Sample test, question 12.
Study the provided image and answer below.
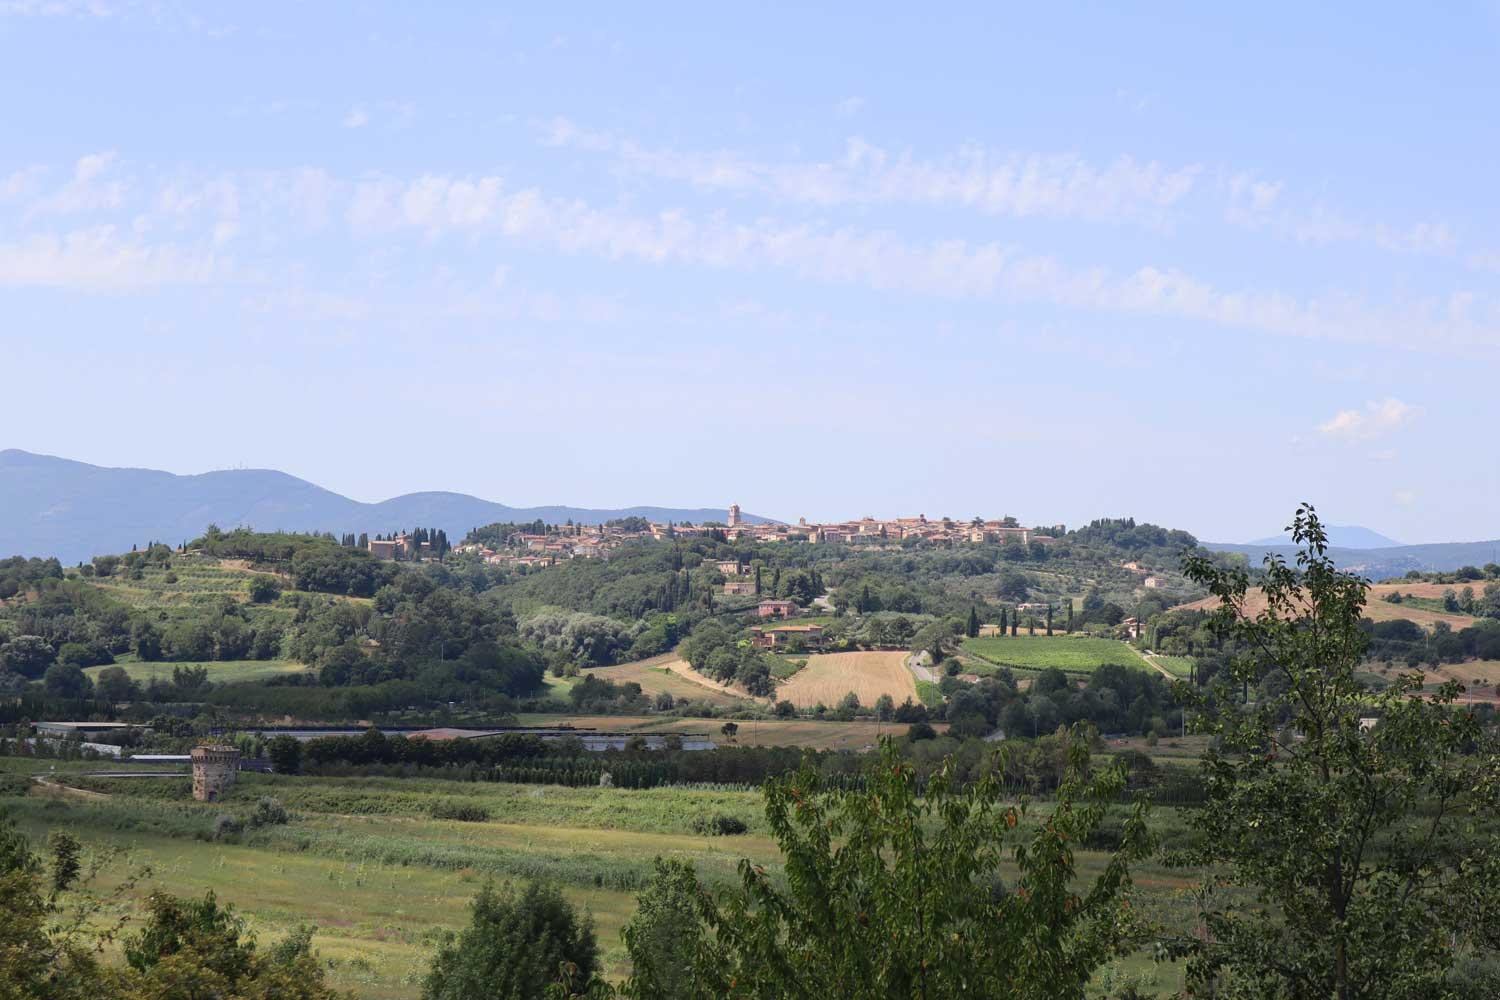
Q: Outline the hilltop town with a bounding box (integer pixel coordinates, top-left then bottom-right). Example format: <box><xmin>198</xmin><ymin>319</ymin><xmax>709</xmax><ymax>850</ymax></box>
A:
<box><xmin>428</xmin><ymin>504</ymin><xmax>1062</xmax><ymax>571</ymax></box>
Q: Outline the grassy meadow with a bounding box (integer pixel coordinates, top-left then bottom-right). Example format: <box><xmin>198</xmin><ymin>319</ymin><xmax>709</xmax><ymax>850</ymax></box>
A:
<box><xmin>85</xmin><ymin>657</ymin><xmax>310</xmax><ymax>684</ymax></box>
<box><xmin>4</xmin><ymin>761</ymin><xmax>1193</xmax><ymax>999</ymax></box>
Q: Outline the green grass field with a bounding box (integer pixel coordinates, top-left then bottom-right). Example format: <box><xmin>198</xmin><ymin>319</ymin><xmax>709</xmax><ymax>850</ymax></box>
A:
<box><xmin>1151</xmin><ymin>655</ymin><xmax>1196</xmax><ymax>678</ymax></box>
<box><xmin>962</xmin><ymin>635</ymin><xmax>1148</xmax><ymax>675</ymax></box>
<box><xmin>7</xmin><ymin>768</ymin><xmax>1193</xmax><ymax>998</ymax></box>
<box><xmin>84</xmin><ymin>658</ymin><xmax>310</xmax><ymax>684</ymax></box>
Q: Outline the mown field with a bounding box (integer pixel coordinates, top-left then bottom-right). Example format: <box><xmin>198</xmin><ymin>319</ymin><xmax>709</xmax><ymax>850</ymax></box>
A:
<box><xmin>3</xmin><ymin>760</ymin><xmax>1193</xmax><ymax>999</ymax></box>
<box><xmin>962</xmin><ymin>635</ymin><xmax>1148</xmax><ymax>675</ymax></box>
<box><xmin>777</xmin><ymin>650</ymin><xmax>917</xmax><ymax>709</ymax></box>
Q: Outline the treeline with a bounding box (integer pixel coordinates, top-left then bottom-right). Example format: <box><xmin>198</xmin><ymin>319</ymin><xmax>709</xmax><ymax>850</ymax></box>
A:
<box><xmin>939</xmin><ymin>662</ymin><xmax>1183</xmax><ymax>740</ymax></box>
<box><xmin>297</xmin><ymin>729</ymin><xmax>855</xmax><ymax>788</ymax></box>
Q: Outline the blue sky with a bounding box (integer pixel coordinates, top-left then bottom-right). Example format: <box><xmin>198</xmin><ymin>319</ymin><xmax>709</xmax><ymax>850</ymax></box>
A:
<box><xmin>3</xmin><ymin>3</ymin><xmax>1499</xmax><ymax>542</ymax></box>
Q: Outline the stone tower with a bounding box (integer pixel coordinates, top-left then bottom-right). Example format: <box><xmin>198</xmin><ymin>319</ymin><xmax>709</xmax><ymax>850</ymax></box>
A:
<box><xmin>191</xmin><ymin>744</ymin><xmax>241</xmax><ymax>802</ymax></box>
<box><xmin>727</xmin><ymin>503</ymin><xmax>741</xmax><ymax>528</ymax></box>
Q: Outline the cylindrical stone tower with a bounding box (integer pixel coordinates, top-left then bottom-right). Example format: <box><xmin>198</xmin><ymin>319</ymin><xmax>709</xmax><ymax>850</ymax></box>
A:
<box><xmin>191</xmin><ymin>744</ymin><xmax>241</xmax><ymax>802</ymax></box>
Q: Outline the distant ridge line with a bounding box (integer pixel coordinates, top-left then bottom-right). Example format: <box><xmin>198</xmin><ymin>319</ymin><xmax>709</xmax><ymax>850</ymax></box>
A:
<box><xmin>0</xmin><ymin>449</ymin><xmax>775</xmax><ymax>563</ymax></box>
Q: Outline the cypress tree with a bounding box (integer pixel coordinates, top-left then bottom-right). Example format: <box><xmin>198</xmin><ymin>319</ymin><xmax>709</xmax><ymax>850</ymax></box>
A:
<box><xmin>999</xmin><ymin>608</ymin><xmax>1008</xmax><ymax>636</ymax></box>
<box><xmin>966</xmin><ymin>605</ymin><xmax>980</xmax><ymax>639</ymax></box>
<box><xmin>1046</xmin><ymin>605</ymin><xmax>1053</xmax><ymax>636</ymax></box>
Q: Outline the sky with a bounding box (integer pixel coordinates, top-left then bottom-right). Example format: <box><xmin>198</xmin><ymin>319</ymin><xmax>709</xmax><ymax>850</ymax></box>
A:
<box><xmin>3</xmin><ymin>3</ymin><xmax>1499</xmax><ymax>543</ymax></box>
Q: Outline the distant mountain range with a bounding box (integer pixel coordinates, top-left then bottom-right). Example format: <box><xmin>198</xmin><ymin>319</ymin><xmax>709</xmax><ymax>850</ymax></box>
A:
<box><xmin>1206</xmin><ymin>537</ymin><xmax>1500</xmax><ymax>578</ymax></box>
<box><xmin>1247</xmin><ymin>524</ymin><xmax>1405</xmax><ymax>549</ymax></box>
<box><xmin>0</xmin><ymin>450</ymin><xmax>773</xmax><ymax>564</ymax></box>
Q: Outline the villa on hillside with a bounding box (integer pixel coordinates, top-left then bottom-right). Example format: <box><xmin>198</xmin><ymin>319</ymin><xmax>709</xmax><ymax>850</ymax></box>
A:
<box><xmin>750</xmin><ymin>623</ymin><xmax>825</xmax><ymax>650</ymax></box>
<box><xmin>757</xmin><ymin>599</ymin><xmax>797</xmax><ymax>619</ymax></box>
<box><xmin>723</xmin><ymin>580</ymin><xmax>757</xmax><ymax>596</ymax></box>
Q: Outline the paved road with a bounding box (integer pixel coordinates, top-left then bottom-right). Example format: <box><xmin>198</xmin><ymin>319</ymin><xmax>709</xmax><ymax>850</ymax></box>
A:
<box><xmin>906</xmin><ymin>652</ymin><xmax>937</xmax><ymax>682</ymax></box>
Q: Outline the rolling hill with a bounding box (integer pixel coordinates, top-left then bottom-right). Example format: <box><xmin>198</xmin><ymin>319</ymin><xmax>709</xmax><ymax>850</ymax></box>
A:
<box><xmin>0</xmin><ymin>449</ymin><xmax>773</xmax><ymax>563</ymax></box>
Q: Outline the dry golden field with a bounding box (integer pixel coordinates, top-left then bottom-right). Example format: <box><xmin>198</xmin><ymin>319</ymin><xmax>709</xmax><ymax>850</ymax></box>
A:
<box><xmin>583</xmin><ymin>654</ymin><xmax>755</xmax><ymax>707</ymax></box>
<box><xmin>778</xmin><ymin>650</ymin><xmax>917</xmax><ymax>710</ymax></box>
<box><xmin>1177</xmin><ymin>582</ymin><xmax>1479</xmax><ymax>631</ymax></box>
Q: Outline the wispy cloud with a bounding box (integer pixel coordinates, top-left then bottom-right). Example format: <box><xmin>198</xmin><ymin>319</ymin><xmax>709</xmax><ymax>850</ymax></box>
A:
<box><xmin>342</xmin><ymin>102</ymin><xmax>415</xmax><ymax>131</ymax></box>
<box><xmin>25</xmin><ymin>151</ymin><xmax>126</xmax><ymax>218</ymax></box>
<box><xmin>0</xmin><ymin>0</ymin><xmax>115</xmax><ymax>16</ymax></box>
<box><xmin>544</xmin><ymin>118</ymin><xmax>1201</xmax><ymax>224</ymax></box>
<box><xmin>1317</xmin><ymin>398</ymin><xmax>1418</xmax><ymax>442</ymax></box>
<box><xmin>1226</xmin><ymin>170</ymin><xmax>1453</xmax><ymax>255</ymax></box>
<box><xmin>0</xmin><ymin>226</ymin><xmax>224</xmax><ymax>291</ymax></box>
<box><xmin>342</xmin><ymin>171</ymin><xmax>1500</xmax><ymax>352</ymax></box>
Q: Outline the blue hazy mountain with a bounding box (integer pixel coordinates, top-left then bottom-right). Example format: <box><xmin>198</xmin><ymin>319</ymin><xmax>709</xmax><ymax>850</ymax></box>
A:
<box><xmin>1248</xmin><ymin>525</ymin><xmax>1405</xmax><ymax>549</ymax></box>
<box><xmin>0</xmin><ymin>449</ymin><xmax>771</xmax><ymax>563</ymax></box>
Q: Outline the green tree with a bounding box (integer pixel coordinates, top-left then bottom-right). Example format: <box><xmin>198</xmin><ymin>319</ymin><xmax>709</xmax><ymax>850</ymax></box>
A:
<box><xmin>1175</xmin><ymin>504</ymin><xmax>1500</xmax><ymax>999</ymax></box>
<box><xmin>424</xmin><ymin>881</ymin><xmax>597</xmax><ymax>1000</ymax></box>
<box><xmin>688</xmin><ymin>736</ymin><xmax>1147</xmax><ymax>999</ymax></box>
<box><xmin>46</xmin><ymin>832</ymin><xmax>80</xmax><ymax>897</ymax></box>
<box><xmin>965</xmin><ymin>605</ymin><xmax>980</xmax><ymax>639</ymax></box>
<box><xmin>619</xmin><ymin>859</ymin><xmax>707</xmax><ymax>999</ymax></box>
<box><xmin>267</xmin><ymin>735</ymin><xmax>302</xmax><ymax>775</ymax></box>
<box><xmin>43</xmin><ymin>662</ymin><xmax>92</xmax><ymax>699</ymax></box>
<box><xmin>0</xmin><ymin>635</ymin><xmax>53</xmax><ymax>679</ymax></box>
<box><xmin>94</xmin><ymin>665</ymin><xmax>140</xmax><ymax>703</ymax></box>
<box><xmin>248</xmin><ymin>575</ymin><xmax>281</xmax><ymax>603</ymax></box>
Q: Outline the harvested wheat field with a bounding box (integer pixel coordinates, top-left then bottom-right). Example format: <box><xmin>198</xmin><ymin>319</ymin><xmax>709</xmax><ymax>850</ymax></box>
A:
<box><xmin>778</xmin><ymin>650</ymin><xmax>917</xmax><ymax>710</ymax></box>
<box><xmin>583</xmin><ymin>655</ymin><xmax>755</xmax><ymax>707</ymax></box>
<box><xmin>1177</xmin><ymin>583</ymin><xmax>1479</xmax><ymax>631</ymax></box>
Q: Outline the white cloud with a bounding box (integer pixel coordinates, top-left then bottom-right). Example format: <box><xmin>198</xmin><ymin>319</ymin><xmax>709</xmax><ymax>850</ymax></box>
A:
<box><xmin>1226</xmin><ymin>171</ymin><xmax>1453</xmax><ymax>256</ymax></box>
<box><xmin>23</xmin><ymin>151</ymin><xmax>127</xmax><ymax>219</ymax></box>
<box><xmin>1393</xmin><ymin>489</ymin><xmax>1417</xmax><ymax>508</ymax></box>
<box><xmin>1317</xmin><ymin>398</ymin><xmax>1418</xmax><ymax>442</ymax></box>
<box><xmin>0</xmin><ymin>226</ymin><xmax>224</xmax><ymax>291</ymax></box>
<box><xmin>338</xmin><ymin>171</ymin><xmax>1500</xmax><ymax>351</ymax></box>
<box><xmin>544</xmin><ymin>119</ymin><xmax>1201</xmax><ymax>223</ymax></box>
<box><xmin>0</xmin><ymin>165</ymin><xmax>45</xmax><ymax>201</ymax></box>
<box><xmin>343</xmin><ymin>107</ymin><xmax>370</xmax><ymax>129</ymax></box>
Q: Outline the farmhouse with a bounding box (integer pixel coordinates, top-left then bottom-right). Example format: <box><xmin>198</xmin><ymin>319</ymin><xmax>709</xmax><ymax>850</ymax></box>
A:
<box><xmin>716</xmin><ymin>560</ymin><xmax>744</xmax><ymax>575</ymax></box>
<box><xmin>722</xmin><ymin>580</ymin><xmax>757</xmax><ymax>596</ymax></box>
<box><xmin>750</xmin><ymin>623</ymin><xmax>825</xmax><ymax>650</ymax></box>
<box><xmin>757</xmin><ymin>599</ymin><xmax>797</xmax><ymax>619</ymax></box>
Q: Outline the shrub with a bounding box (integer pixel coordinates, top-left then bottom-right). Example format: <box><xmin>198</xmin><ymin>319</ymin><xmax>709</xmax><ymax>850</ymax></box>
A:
<box><xmin>212</xmin><ymin>813</ymin><xmax>243</xmax><ymax>841</ymax></box>
<box><xmin>249</xmin><ymin>797</ymin><xmax>290</xmax><ymax>828</ymax></box>
<box><xmin>691</xmin><ymin>813</ymin><xmax>747</xmax><ymax>836</ymax></box>
<box><xmin>429</xmin><ymin>801</ymin><xmax>491</xmax><ymax>823</ymax></box>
